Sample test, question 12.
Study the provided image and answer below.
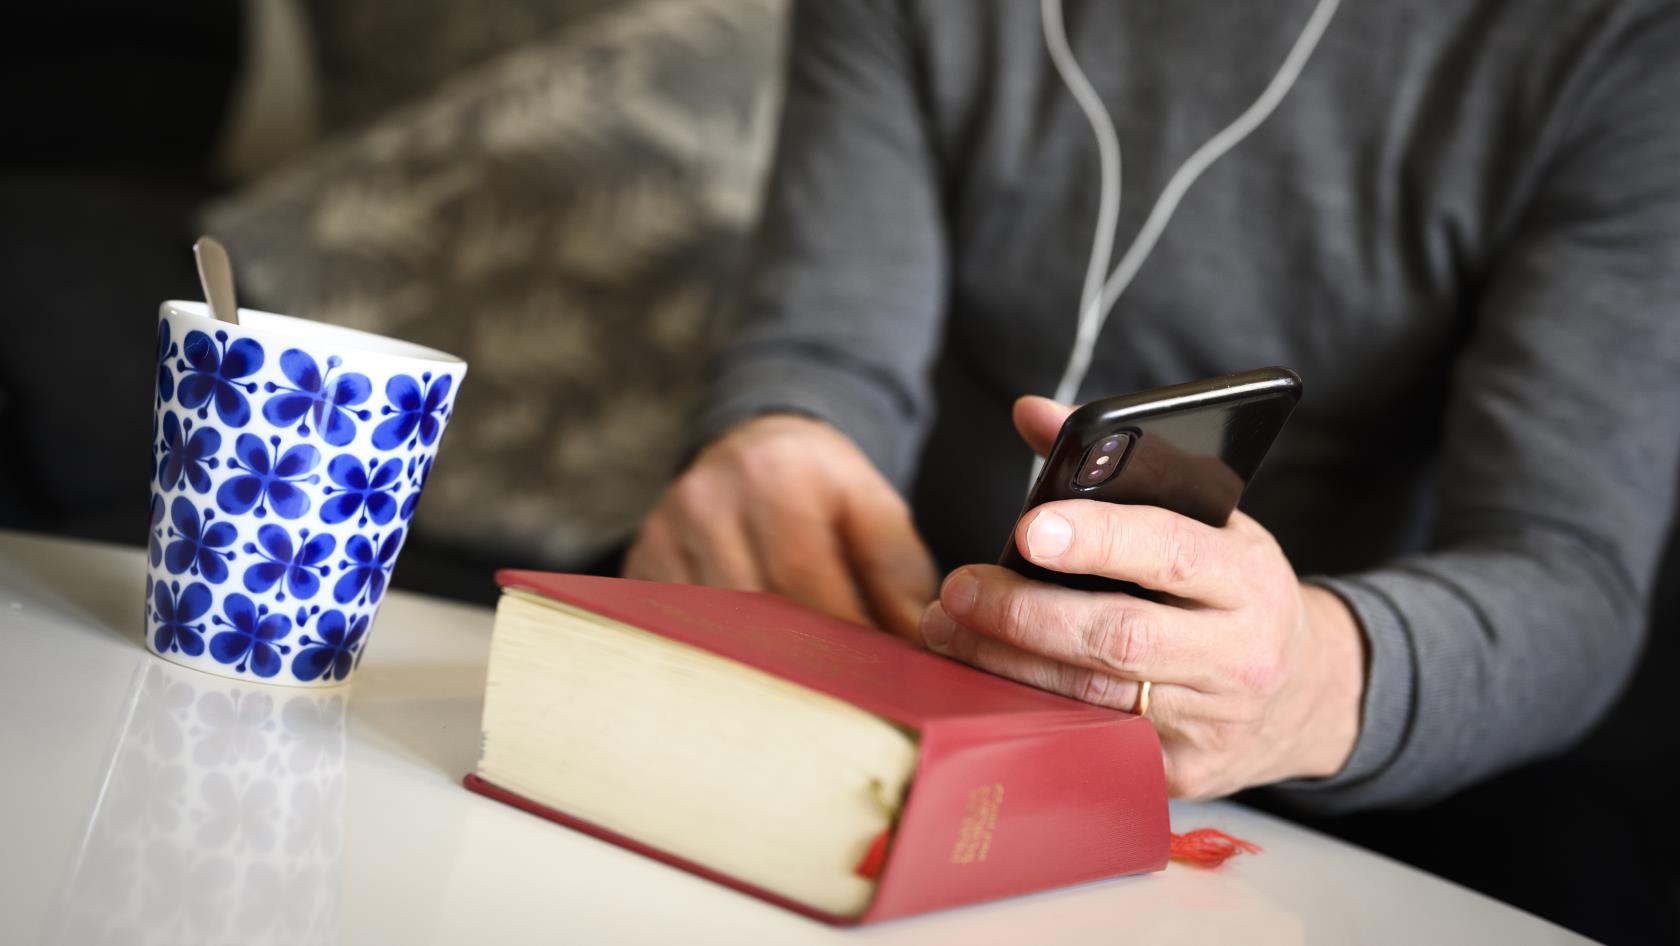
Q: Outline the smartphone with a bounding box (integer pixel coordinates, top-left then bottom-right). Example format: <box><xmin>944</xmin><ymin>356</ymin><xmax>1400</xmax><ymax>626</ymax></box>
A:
<box><xmin>999</xmin><ymin>366</ymin><xmax>1302</xmax><ymax>593</ymax></box>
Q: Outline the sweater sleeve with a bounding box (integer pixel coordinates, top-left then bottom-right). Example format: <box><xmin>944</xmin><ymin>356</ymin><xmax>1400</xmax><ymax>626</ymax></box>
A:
<box><xmin>1272</xmin><ymin>9</ymin><xmax>1680</xmax><ymax>811</ymax></box>
<box><xmin>690</xmin><ymin>0</ymin><xmax>948</xmax><ymax>488</ymax></box>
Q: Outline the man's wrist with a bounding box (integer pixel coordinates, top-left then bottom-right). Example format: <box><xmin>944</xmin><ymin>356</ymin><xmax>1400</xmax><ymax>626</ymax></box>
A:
<box><xmin>1293</xmin><ymin>583</ymin><xmax>1368</xmax><ymax>780</ymax></box>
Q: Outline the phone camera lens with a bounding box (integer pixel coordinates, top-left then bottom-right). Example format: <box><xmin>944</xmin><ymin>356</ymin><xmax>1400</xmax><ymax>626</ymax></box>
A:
<box><xmin>1073</xmin><ymin>433</ymin><xmax>1131</xmax><ymax>488</ymax></box>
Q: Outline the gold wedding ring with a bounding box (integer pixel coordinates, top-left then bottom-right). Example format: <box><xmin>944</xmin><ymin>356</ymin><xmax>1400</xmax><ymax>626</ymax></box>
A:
<box><xmin>1132</xmin><ymin>680</ymin><xmax>1153</xmax><ymax>717</ymax></box>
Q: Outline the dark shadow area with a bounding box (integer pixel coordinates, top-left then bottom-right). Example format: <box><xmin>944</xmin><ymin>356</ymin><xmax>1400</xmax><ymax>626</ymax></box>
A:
<box><xmin>0</xmin><ymin>3</ymin><xmax>240</xmax><ymax>546</ymax></box>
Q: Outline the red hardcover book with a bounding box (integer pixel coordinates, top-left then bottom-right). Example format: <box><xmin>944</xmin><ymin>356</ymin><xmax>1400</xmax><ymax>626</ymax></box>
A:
<box><xmin>465</xmin><ymin>570</ymin><xmax>1169</xmax><ymax>925</ymax></box>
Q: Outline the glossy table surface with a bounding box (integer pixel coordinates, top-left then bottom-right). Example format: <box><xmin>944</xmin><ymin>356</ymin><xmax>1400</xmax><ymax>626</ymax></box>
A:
<box><xmin>0</xmin><ymin>529</ymin><xmax>1592</xmax><ymax>945</ymax></box>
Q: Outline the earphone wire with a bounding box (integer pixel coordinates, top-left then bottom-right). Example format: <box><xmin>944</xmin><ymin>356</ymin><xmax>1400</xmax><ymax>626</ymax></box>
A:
<box><xmin>1034</xmin><ymin>0</ymin><xmax>1341</xmax><ymax>485</ymax></box>
<box><xmin>1040</xmin><ymin>0</ymin><xmax>1122</xmax><ymax>404</ymax></box>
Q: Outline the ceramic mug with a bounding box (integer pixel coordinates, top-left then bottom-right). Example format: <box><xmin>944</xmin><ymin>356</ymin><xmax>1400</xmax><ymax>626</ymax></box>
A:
<box><xmin>144</xmin><ymin>301</ymin><xmax>466</xmax><ymax>687</ymax></box>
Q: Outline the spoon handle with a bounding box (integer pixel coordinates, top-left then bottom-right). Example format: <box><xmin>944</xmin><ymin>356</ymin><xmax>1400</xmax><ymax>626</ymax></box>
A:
<box><xmin>193</xmin><ymin>236</ymin><xmax>241</xmax><ymax>326</ymax></box>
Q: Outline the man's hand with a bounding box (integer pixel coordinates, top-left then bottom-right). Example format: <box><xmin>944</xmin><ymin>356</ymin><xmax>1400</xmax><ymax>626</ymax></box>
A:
<box><xmin>624</xmin><ymin>414</ymin><xmax>938</xmax><ymax>640</ymax></box>
<box><xmin>920</xmin><ymin>396</ymin><xmax>1368</xmax><ymax>798</ymax></box>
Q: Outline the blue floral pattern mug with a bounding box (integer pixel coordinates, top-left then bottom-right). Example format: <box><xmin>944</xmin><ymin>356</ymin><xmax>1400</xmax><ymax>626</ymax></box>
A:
<box><xmin>146</xmin><ymin>301</ymin><xmax>467</xmax><ymax>687</ymax></box>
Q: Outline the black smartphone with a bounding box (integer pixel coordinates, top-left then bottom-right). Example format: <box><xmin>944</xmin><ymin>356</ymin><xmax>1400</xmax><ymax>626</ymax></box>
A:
<box><xmin>999</xmin><ymin>366</ymin><xmax>1302</xmax><ymax>593</ymax></box>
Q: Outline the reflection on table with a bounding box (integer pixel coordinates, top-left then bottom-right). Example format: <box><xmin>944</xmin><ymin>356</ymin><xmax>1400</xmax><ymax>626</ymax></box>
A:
<box><xmin>46</xmin><ymin>660</ymin><xmax>346</xmax><ymax>946</ymax></box>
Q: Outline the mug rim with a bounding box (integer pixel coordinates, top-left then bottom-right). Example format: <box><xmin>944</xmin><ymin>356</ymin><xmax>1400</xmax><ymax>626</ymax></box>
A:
<box><xmin>162</xmin><ymin>300</ymin><xmax>467</xmax><ymax>369</ymax></box>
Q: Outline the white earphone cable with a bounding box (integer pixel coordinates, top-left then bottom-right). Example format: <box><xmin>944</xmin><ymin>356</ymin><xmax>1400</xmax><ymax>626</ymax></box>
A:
<box><xmin>1042</xmin><ymin>0</ymin><xmax>1342</xmax><ymax>411</ymax></box>
<box><xmin>1040</xmin><ymin>0</ymin><xmax>1122</xmax><ymax>401</ymax></box>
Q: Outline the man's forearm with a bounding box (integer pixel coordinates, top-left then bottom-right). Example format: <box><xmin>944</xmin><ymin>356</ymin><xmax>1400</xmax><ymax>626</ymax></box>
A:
<box><xmin>1270</xmin><ymin>531</ymin><xmax>1647</xmax><ymax>813</ymax></box>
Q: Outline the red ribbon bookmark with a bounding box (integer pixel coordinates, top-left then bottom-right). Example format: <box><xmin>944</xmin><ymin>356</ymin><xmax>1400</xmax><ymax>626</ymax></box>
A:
<box><xmin>1168</xmin><ymin>828</ymin><xmax>1262</xmax><ymax>868</ymax></box>
<box><xmin>854</xmin><ymin>829</ymin><xmax>892</xmax><ymax>880</ymax></box>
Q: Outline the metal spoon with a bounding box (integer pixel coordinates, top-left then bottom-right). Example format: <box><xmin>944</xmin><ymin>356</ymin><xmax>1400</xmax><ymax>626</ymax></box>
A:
<box><xmin>193</xmin><ymin>236</ymin><xmax>240</xmax><ymax>325</ymax></box>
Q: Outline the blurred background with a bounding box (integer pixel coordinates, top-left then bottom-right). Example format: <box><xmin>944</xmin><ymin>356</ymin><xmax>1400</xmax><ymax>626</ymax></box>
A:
<box><xmin>0</xmin><ymin>0</ymin><xmax>784</xmax><ymax>598</ymax></box>
<box><xmin>0</xmin><ymin>1</ymin><xmax>1674</xmax><ymax>941</ymax></box>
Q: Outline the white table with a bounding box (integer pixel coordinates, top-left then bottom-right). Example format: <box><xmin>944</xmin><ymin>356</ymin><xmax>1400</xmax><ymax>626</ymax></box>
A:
<box><xmin>0</xmin><ymin>529</ymin><xmax>1592</xmax><ymax>945</ymax></box>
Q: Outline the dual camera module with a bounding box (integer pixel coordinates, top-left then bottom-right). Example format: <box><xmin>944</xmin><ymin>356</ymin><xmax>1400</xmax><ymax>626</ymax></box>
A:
<box><xmin>1073</xmin><ymin>433</ymin><xmax>1133</xmax><ymax>488</ymax></box>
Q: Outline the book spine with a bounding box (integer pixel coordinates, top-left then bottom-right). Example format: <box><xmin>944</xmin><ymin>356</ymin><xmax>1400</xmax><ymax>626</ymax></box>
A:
<box><xmin>862</xmin><ymin>715</ymin><xmax>1169</xmax><ymax>921</ymax></box>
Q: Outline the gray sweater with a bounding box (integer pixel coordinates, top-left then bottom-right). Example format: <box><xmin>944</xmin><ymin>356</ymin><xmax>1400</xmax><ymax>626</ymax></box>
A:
<box><xmin>695</xmin><ymin>0</ymin><xmax>1680</xmax><ymax>811</ymax></box>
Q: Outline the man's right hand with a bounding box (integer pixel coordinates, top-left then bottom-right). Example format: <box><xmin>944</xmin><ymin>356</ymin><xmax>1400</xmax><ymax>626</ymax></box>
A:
<box><xmin>623</xmin><ymin>413</ymin><xmax>938</xmax><ymax>641</ymax></box>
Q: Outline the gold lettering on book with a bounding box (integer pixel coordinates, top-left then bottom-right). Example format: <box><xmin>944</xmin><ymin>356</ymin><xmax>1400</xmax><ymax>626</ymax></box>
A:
<box><xmin>949</xmin><ymin>783</ymin><xmax>1005</xmax><ymax>865</ymax></box>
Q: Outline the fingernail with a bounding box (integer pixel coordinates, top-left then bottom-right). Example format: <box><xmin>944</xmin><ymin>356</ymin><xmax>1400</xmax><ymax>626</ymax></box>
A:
<box><xmin>1027</xmin><ymin>511</ymin><xmax>1073</xmax><ymax>560</ymax></box>
<box><xmin>920</xmin><ymin>605</ymin><xmax>955</xmax><ymax>653</ymax></box>
<box><xmin>942</xmin><ymin>570</ymin><xmax>979</xmax><ymax>619</ymax></box>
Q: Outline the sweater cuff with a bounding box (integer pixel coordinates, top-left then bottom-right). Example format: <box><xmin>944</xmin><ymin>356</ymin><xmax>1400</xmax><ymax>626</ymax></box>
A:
<box><xmin>689</xmin><ymin>347</ymin><xmax>918</xmax><ymax>487</ymax></box>
<box><xmin>1262</xmin><ymin>575</ymin><xmax>1417</xmax><ymax>812</ymax></box>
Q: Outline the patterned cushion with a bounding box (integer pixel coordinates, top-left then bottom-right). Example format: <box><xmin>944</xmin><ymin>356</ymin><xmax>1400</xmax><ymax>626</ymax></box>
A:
<box><xmin>300</xmin><ymin>0</ymin><xmax>621</xmax><ymax>133</ymax></box>
<box><xmin>204</xmin><ymin>0</ymin><xmax>785</xmax><ymax>566</ymax></box>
